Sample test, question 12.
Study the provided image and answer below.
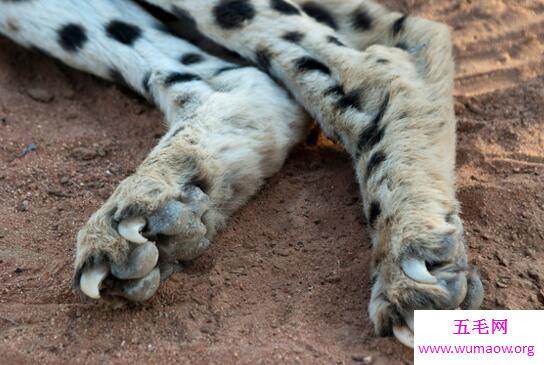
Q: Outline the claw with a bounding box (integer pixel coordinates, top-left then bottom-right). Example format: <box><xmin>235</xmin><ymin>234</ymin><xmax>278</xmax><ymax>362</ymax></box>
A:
<box><xmin>402</xmin><ymin>258</ymin><xmax>437</xmax><ymax>284</ymax></box>
<box><xmin>118</xmin><ymin>216</ymin><xmax>147</xmax><ymax>244</ymax></box>
<box><xmin>110</xmin><ymin>241</ymin><xmax>159</xmax><ymax>279</ymax></box>
<box><xmin>393</xmin><ymin>325</ymin><xmax>414</xmax><ymax>348</ymax></box>
<box><xmin>80</xmin><ymin>262</ymin><xmax>109</xmax><ymax>299</ymax></box>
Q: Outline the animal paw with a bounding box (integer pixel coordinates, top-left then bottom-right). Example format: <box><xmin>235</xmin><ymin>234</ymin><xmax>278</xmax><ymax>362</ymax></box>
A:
<box><xmin>368</xmin><ymin>217</ymin><xmax>484</xmax><ymax>348</ymax></box>
<box><xmin>73</xmin><ymin>173</ymin><xmax>210</xmax><ymax>302</ymax></box>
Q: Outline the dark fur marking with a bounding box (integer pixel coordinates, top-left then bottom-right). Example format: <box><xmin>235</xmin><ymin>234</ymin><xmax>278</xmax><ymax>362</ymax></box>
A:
<box><xmin>327</xmin><ymin>36</ymin><xmax>345</xmax><ymax>46</ymax></box>
<box><xmin>106</xmin><ymin>20</ymin><xmax>142</xmax><ymax>45</ymax></box>
<box><xmin>164</xmin><ymin>72</ymin><xmax>201</xmax><ymax>86</ymax></box>
<box><xmin>214</xmin><ymin>66</ymin><xmax>242</xmax><ymax>75</ymax></box>
<box><xmin>171</xmin><ymin>6</ymin><xmax>198</xmax><ymax>29</ymax></box>
<box><xmin>368</xmin><ymin>201</ymin><xmax>381</xmax><ymax>227</ymax></box>
<box><xmin>337</xmin><ymin>91</ymin><xmax>360</xmax><ymax>110</ymax></box>
<box><xmin>271</xmin><ymin>0</ymin><xmax>301</xmax><ymax>15</ymax></box>
<box><xmin>301</xmin><ymin>2</ymin><xmax>338</xmax><ymax>29</ymax></box>
<box><xmin>393</xmin><ymin>15</ymin><xmax>407</xmax><ymax>35</ymax></box>
<box><xmin>255</xmin><ymin>47</ymin><xmax>272</xmax><ymax>71</ymax></box>
<box><xmin>324</xmin><ymin>85</ymin><xmax>343</xmax><ymax>96</ymax></box>
<box><xmin>351</xmin><ymin>9</ymin><xmax>373</xmax><ymax>31</ymax></box>
<box><xmin>295</xmin><ymin>56</ymin><xmax>331</xmax><ymax>75</ymax></box>
<box><xmin>109</xmin><ymin>68</ymin><xmax>128</xmax><ymax>87</ymax></box>
<box><xmin>142</xmin><ymin>71</ymin><xmax>151</xmax><ymax>95</ymax></box>
<box><xmin>213</xmin><ymin>0</ymin><xmax>256</xmax><ymax>30</ymax></box>
<box><xmin>282</xmin><ymin>31</ymin><xmax>305</xmax><ymax>43</ymax></box>
<box><xmin>57</xmin><ymin>23</ymin><xmax>88</xmax><ymax>52</ymax></box>
<box><xmin>357</xmin><ymin>93</ymin><xmax>390</xmax><ymax>154</ymax></box>
<box><xmin>366</xmin><ymin>150</ymin><xmax>386</xmax><ymax>181</ymax></box>
<box><xmin>324</xmin><ymin>85</ymin><xmax>359</xmax><ymax>110</ymax></box>
<box><xmin>181</xmin><ymin>53</ymin><xmax>204</xmax><ymax>65</ymax></box>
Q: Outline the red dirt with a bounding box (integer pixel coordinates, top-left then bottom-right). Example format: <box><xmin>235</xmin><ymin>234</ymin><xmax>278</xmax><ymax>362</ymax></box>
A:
<box><xmin>0</xmin><ymin>1</ymin><xmax>543</xmax><ymax>364</ymax></box>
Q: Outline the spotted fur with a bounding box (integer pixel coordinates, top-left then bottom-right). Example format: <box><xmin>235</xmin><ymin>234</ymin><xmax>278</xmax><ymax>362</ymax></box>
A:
<box><xmin>0</xmin><ymin>0</ymin><xmax>483</xmax><ymax>346</ymax></box>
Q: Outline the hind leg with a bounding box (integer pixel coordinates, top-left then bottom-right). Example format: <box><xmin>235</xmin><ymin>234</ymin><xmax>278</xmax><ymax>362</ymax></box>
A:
<box><xmin>291</xmin><ymin>0</ymin><xmax>484</xmax><ymax>343</ymax></box>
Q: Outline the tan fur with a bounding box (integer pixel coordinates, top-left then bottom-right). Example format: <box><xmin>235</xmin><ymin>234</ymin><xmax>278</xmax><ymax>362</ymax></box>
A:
<box><xmin>1</xmin><ymin>0</ymin><xmax>483</xmax><ymax>342</ymax></box>
<box><xmin>143</xmin><ymin>0</ymin><xmax>483</xmax><ymax>338</ymax></box>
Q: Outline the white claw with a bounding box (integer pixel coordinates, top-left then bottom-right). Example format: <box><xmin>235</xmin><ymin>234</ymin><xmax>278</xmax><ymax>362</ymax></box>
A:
<box><xmin>118</xmin><ymin>216</ymin><xmax>147</xmax><ymax>244</ymax></box>
<box><xmin>80</xmin><ymin>263</ymin><xmax>109</xmax><ymax>299</ymax></box>
<box><xmin>393</xmin><ymin>325</ymin><xmax>414</xmax><ymax>348</ymax></box>
<box><xmin>402</xmin><ymin>258</ymin><xmax>437</xmax><ymax>284</ymax></box>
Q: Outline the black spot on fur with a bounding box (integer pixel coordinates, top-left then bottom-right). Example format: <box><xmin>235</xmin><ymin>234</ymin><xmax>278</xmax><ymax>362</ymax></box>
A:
<box><xmin>283</xmin><ymin>31</ymin><xmax>304</xmax><ymax>43</ymax></box>
<box><xmin>109</xmin><ymin>68</ymin><xmax>128</xmax><ymax>86</ymax></box>
<box><xmin>324</xmin><ymin>85</ymin><xmax>343</xmax><ymax>97</ymax></box>
<box><xmin>366</xmin><ymin>150</ymin><xmax>386</xmax><ymax>181</ymax></box>
<box><xmin>393</xmin><ymin>15</ymin><xmax>407</xmax><ymax>35</ymax></box>
<box><xmin>57</xmin><ymin>23</ymin><xmax>88</xmax><ymax>52</ymax></box>
<box><xmin>132</xmin><ymin>0</ymin><xmax>175</xmax><ymax>21</ymax></box>
<box><xmin>181</xmin><ymin>53</ymin><xmax>204</xmax><ymax>65</ymax></box>
<box><xmin>255</xmin><ymin>48</ymin><xmax>272</xmax><ymax>71</ymax></box>
<box><xmin>327</xmin><ymin>36</ymin><xmax>345</xmax><ymax>46</ymax></box>
<box><xmin>301</xmin><ymin>2</ymin><xmax>338</xmax><ymax>29</ymax></box>
<box><xmin>358</xmin><ymin>127</ymin><xmax>384</xmax><ymax>155</ymax></box>
<box><xmin>324</xmin><ymin>85</ymin><xmax>359</xmax><ymax>110</ymax></box>
<box><xmin>164</xmin><ymin>72</ymin><xmax>201</xmax><ymax>86</ymax></box>
<box><xmin>351</xmin><ymin>9</ymin><xmax>373</xmax><ymax>31</ymax></box>
<box><xmin>377</xmin><ymin>58</ymin><xmax>389</xmax><ymax>64</ymax></box>
<box><xmin>357</xmin><ymin>93</ymin><xmax>390</xmax><ymax>155</ymax></box>
<box><xmin>106</xmin><ymin>20</ymin><xmax>142</xmax><ymax>45</ymax></box>
<box><xmin>368</xmin><ymin>201</ymin><xmax>381</xmax><ymax>227</ymax></box>
<box><xmin>142</xmin><ymin>72</ymin><xmax>151</xmax><ymax>95</ymax></box>
<box><xmin>214</xmin><ymin>66</ymin><xmax>242</xmax><ymax>75</ymax></box>
<box><xmin>171</xmin><ymin>6</ymin><xmax>198</xmax><ymax>29</ymax></box>
<box><xmin>271</xmin><ymin>0</ymin><xmax>301</xmax><ymax>15</ymax></box>
<box><xmin>213</xmin><ymin>0</ymin><xmax>256</xmax><ymax>30</ymax></box>
<box><xmin>337</xmin><ymin>91</ymin><xmax>360</xmax><ymax>110</ymax></box>
<box><xmin>295</xmin><ymin>56</ymin><xmax>331</xmax><ymax>75</ymax></box>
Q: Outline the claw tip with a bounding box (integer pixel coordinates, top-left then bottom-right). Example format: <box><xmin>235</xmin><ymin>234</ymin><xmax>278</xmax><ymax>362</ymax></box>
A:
<box><xmin>118</xmin><ymin>216</ymin><xmax>147</xmax><ymax>244</ymax></box>
<box><xmin>402</xmin><ymin>258</ymin><xmax>437</xmax><ymax>284</ymax></box>
<box><xmin>80</xmin><ymin>263</ymin><xmax>109</xmax><ymax>299</ymax></box>
<box><xmin>393</xmin><ymin>325</ymin><xmax>414</xmax><ymax>348</ymax></box>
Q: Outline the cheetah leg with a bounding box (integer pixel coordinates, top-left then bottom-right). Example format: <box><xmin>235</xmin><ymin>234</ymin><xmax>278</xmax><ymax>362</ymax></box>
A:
<box><xmin>0</xmin><ymin>0</ymin><xmax>309</xmax><ymax>302</ymax></box>
<box><xmin>143</xmin><ymin>0</ymin><xmax>483</xmax><ymax>346</ymax></box>
<box><xmin>292</xmin><ymin>0</ymin><xmax>485</xmax><ymax>344</ymax></box>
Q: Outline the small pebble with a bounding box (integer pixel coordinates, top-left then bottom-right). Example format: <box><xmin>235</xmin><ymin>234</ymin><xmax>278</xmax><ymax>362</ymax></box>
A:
<box><xmin>26</xmin><ymin>87</ymin><xmax>54</xmax><ymax>103</ymax></box>
<box><xmin>18</xmin><ymin>200</ymin><xmax>29</xmax><ymax>212</ymax></box>
<box><xmin>352</xmin><ymin>355</ymin><xmax>372</xmax><ymax>364</ymax></box>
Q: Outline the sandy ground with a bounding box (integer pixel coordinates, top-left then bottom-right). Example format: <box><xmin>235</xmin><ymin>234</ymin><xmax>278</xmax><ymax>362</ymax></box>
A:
<box><xmin>0</xmin><ymin>0</ymin><xmax>543</xmax><ymax>364</ymax></box>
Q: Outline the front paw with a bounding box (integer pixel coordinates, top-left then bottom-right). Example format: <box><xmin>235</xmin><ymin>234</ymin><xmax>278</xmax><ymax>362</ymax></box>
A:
<box><xmin>369</xmin><ymin>220</ymin><xmax>484</xmax><ymax>347</ymax></box>
<box><xmin>73</xmin><ymin>174</ymin><xmax>211</xmax><ymax>303</ymax></box>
